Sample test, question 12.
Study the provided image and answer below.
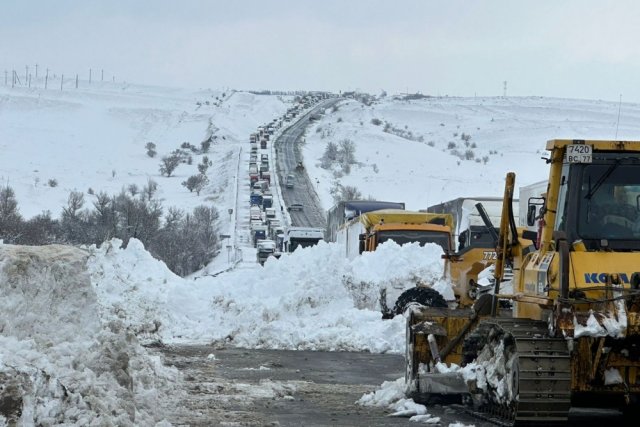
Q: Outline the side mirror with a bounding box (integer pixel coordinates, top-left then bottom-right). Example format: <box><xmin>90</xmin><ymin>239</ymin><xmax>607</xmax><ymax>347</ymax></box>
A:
<box><xmin>527</xmin><ymin>205</ymin><xmax>537</xmax><ymax>226</ymax></box>
<box><xmin>527</xmin><ymin>197</ymin><xmax>545</xmax><ymax>226</ymax></box>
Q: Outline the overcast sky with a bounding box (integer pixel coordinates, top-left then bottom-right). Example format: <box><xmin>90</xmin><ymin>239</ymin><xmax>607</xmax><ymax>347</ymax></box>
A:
<box><xmin>2</xmin><ymin>0</ymin><xmax>640</xmax><ymax>101</ymax></box>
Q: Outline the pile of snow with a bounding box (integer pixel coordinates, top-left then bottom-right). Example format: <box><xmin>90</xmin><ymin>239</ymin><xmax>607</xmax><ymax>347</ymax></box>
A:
<box><xmin>0</xmin><ymin>244</ymin><xmax>179</xmax><ymax>426</ymax></box>
<box><xmin>87</xmin><ymin>238</ymin><xmax>453</xmax><ymax>354</ymax></box>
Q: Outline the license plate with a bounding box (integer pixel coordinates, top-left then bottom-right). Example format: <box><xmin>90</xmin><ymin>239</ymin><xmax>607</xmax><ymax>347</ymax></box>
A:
<box><xmin>566</xmin><ymin>144</ymin><xmax>592</xmax><ymax>163</ymax></box>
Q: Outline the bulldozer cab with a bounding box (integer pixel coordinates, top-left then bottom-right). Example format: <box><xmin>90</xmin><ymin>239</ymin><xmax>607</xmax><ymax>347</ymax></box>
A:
<box><xmin>551</xmin><ymin>153</ymin><xmax>640</xmax><ymax>250</ymax></box>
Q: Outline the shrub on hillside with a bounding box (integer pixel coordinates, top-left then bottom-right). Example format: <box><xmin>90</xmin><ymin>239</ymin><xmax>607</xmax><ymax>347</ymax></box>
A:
<box><xmin>159</xmin><ymin>153</ymin><xmax>181</xmax><ymax>177</ymax></box>
<box><xmin>145</xmin><ymin>142</ymin><xmax>157</xmax><ymax>158</ymax></box>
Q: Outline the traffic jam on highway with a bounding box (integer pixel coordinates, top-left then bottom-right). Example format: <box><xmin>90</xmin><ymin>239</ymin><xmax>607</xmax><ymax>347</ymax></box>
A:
<box><xmin>248</xmin><ymin>94</ymin><xmax>328</xmax><ymax>265</ymax></box>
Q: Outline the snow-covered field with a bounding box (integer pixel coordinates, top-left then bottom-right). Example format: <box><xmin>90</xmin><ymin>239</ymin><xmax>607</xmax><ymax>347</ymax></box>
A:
<box><xmin>3</xmin><ymin>82</ymin><xmax>640</xmax><ymax>425</ymax></box>
<box><xmin>303</xmin><ymin>95</ymin><xmax>640</xmax><ymax>210</ymax></box>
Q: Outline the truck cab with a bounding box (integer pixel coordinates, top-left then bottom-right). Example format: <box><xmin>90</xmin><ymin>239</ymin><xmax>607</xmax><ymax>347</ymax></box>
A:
<box><xmin>256</xmin><ymin>239</ymin><xmax>277</xmax><ymax>265</ymax></box>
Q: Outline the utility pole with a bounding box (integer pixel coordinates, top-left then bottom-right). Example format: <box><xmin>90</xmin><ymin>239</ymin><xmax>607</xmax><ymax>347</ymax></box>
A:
<box><xmin>101</xmin><ymin>69</ymin><xmax>104</xmax><ymax>81</ymax></box>
<box><xmin>75</xmin><ymin>74</ymin><xmax>78</xmax><ymax>88</ymax></box>
<box><xmin>89</xmin><ymin>68</ymin><xmax>92</xmax><ymax>84</ymax></box>
<box><xmin>45</xmin><ymin>68</ymin><xmax>49</xmax><ymax>89</ymax></box>
<box><xmin>35</xmin><ymin>63</ymin><xmax>38</xmax><ymax>78</ymax></box>
<box><xmin>503</xmin><ymin>81</ymin><xmax>507</xmax><ymax>97</ymax></box>
<box><xmin>28</xmin><ymin>74</ymin><xmax>31</xmax><ymax>88</ymax></box>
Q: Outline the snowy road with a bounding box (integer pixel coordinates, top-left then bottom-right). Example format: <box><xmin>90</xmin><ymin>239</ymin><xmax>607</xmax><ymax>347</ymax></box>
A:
<box><xmin>152</xmin><ymin>345</ymin><xmax>485</xmax><ymax>426</ymax></box>
<box><xmin>275</xmin><ymin>99</ymin><xmax>340</xmax><ymax>228</ymax></box>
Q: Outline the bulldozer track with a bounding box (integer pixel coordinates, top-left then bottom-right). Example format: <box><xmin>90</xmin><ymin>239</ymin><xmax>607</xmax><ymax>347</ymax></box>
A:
<box><xmin>467</xmin><ymin>319</ymin><xmax>571</xmax><ymax>426</ymax></box>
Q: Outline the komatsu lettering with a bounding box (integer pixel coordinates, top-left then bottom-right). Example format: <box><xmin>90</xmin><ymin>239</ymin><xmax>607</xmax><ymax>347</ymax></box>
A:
<box><xmin>584</xmin><ymin>273</ymin><xmax>629</xmax><ymax>284</ymax></box>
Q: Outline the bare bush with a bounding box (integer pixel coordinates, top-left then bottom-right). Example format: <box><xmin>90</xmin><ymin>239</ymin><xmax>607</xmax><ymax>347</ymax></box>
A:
<box><xmin>0</xmin><ymin>186</ymin><xmax>23</xmax><ymax>243</ymax></box>
<box><xmin>159</xmin><ymin>153</ymin><xmax>181</xmax><ymax>177</ymax></box>
<box><xmin>182</xmin><ymin>174</ymin><xmax>208</xmax><ymax>195</ymax></box>
<box><xmin>197</xmin><ymin>156</ymin><xmax>212</xmax><ymax>175</ymax></box>
<box><xmin>330</xmin><ymin>183</ymin><xmax>363</xmax><ymax>204</ymax></box>
<box><xmin>145</xmin><ymin>142</ymin><xmax>157</xmax><ymax>158</ymax></box>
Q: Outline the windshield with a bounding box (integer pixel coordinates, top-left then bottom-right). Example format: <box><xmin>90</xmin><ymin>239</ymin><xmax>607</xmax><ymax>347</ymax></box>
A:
<box><xmin>578</xmin><ymin>163</ymin><xmax>640</xmax><ymax>240</ymax></box>
<box><xmin>289</xmin><ymin>238</ymin><xmax>322</xmax><ymax>251</ymax></box>
<box><xmin>377</xmin><ymin>230</ymin><xmax>451</xmax><ymax>251</ymax></box>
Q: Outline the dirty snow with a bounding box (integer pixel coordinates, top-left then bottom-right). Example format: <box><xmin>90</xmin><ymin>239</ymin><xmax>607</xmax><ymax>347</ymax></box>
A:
<box><xmin>357</xmin><ymin>377</ymin><xmax>457</xmax><ymax>424</ymax></box>
<box><xmin>574</xmin><ymin>304</ymin><xmax>628</xmax><ymax>339</ymax></box>
<box><xmin>604</xmin><ymin>367</ymin><xmax>624</xmax><ymax>385</ymax></box>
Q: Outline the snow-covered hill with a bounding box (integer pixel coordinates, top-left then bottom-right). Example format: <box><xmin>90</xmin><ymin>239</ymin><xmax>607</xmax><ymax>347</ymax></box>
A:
<box><xmin>0</xmin><ymin>83</ymin><xmax>289</xmax><ymax>218</ymax></box>
<box><xmin>304</xmin><ymin>95</ymin><xmax>640</xmax><ymax>210</ymax></box>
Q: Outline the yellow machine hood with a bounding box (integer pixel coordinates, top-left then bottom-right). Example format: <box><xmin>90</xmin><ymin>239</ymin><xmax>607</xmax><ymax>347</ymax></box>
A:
<box><xmin>360</xmin><ymin>209</ymin><xmax>454</xmax><ymax>229</ymax></box>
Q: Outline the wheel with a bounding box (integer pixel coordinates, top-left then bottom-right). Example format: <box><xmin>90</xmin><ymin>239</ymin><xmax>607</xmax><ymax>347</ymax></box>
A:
<box><xmin>392</xmin><ymin>287</ymin><xmax>447</xmax><ymax>316</ymax></box>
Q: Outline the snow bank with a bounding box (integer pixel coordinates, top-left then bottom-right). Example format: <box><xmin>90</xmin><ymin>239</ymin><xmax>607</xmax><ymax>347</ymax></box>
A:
<box><xmin>85</xmin><ymin>238</ymin><xmax>452</xmax><ymax>354</ymax></box>
<box><xmin>0</xmin><ymin>244</ymin><xmax>180</xmax><ymax>426</ymax></box>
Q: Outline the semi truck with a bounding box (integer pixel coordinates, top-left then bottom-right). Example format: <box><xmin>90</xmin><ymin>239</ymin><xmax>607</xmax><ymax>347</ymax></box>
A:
<box><xmin>335</xmin><ymin>208</ymin><xmax>455</xmax><ymax>317</ymax></box>
<box><xmin>518</xmin><ymin>179</ymin><xmax>548</xmax><ymax>232</ymax></box>
<box><xmin>325</xmin><ymin>200</ymin><xmax>405</xmax><ymax>242</ymax></box>
<box><xmin>426</xmin><ymin>196</ymin><xmax>518</xmax><ymax>252</ymax></box>
<box><xmin>426</xmin><ymin>197</ymin><xmax>519</xmax><ymax>305</ymax></box>
<box><xmin>336</xmin><ymin>209</ymin><xmax>454</xmax><ymax>260</ymax></box>
<box><xmin>256</xmin><ymin>239</ymin><xmax>277</xmax><ymax>265</ymax></box>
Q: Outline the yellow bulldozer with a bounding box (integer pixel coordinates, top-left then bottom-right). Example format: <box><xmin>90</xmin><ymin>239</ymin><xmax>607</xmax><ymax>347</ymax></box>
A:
<box><xmin>406</xmin><ymin>139</ymin><xmax>640</xmax><ymax>424</ymax></box>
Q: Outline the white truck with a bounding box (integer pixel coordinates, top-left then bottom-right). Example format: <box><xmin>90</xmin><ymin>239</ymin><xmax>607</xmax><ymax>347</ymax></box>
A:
<box><xmin>284</xmin><ymin>227</ymin><xmax>324</xmax><ymax>252</ymax></box>
<box><xmin>518</xmin><ymin>180</ymin><xmax>548</xmax><ymax>232</ymax></box>
<box><xmin>256</xmin><ymin>239</ymin><xmax>277</xmax><ymax>265</ymax></box>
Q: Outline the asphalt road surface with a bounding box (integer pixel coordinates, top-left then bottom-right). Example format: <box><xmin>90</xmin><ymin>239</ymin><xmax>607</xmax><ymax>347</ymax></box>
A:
<box><xmin>152</xmin><ymin>345</ymin><xmax>484</xmax><ymax>427</ymax></box>
<box><xmin>275</xmin><ymin>99</ymin><xmax>340</xmax><ymax>228</ymax></box>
